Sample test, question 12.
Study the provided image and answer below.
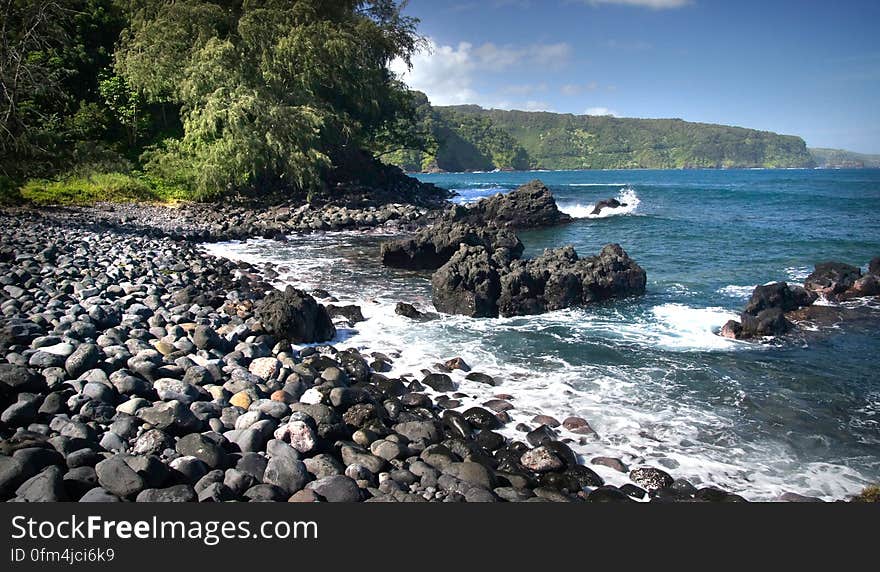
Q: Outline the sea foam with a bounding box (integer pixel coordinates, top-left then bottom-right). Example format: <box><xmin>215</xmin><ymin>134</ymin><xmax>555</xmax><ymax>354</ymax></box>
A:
<box><xmin>558</xmin><ymin>186</ymin><xmax>641</xmax><ymax>219</ymax></box>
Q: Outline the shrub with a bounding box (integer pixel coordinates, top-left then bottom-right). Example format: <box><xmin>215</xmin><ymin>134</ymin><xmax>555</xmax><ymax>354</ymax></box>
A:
<box><xmin>0</xmin><ymin>176</ymin><xmax>23</xmax><ymax>205</ymax></box>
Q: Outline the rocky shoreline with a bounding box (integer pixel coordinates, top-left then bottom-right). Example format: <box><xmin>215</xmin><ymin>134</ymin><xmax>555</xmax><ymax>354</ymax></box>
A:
<box><xmin>0</xmin><ymin>198</ymin><xmax>867</xmax><ymax>503</ymax></box>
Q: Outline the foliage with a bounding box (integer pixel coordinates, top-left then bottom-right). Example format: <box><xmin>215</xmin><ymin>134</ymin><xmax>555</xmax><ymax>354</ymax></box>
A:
<box><xmin>113</xmin><ymin>0</ymin><xmax>424</xmax><ymax>199</ymax></box>
<box><xmin>0</xmin><ymin>0</ymin><xmax>128</xmax><ymax>179</ymax></box>
<box><xmin>0</xmin><ymin>175</ymin><xmax>21</xmax><ymax>205</ymax></box>
<box><xmin>386</xmin><ymin>103</ymin><xmax>816</xmax><ymax>171</ymax></box>
<box><xmin>0</xmin><ymin>0</ymin><xmax>426</xmax><ymax>201</ymax></box>
<box><xmin>19</xmin><ymin>171</ymin><xmax>186</xmax><ymax>205</ymax></box>
<box><xmin>384</xmin><ymin>99</ymin><xmax>530</xmax><ymax>172</ymax></box>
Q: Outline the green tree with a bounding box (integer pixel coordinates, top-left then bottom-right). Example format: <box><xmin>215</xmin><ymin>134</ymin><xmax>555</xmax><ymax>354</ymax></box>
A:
<box><xmin>116</xmin><ymin>0</ymin><xmax>425</xmax><ymax>198</ymax></box>
<box><xmin>0</xmin><ymin>0</ymin><xmax>128</xmax><ymax>179</ymax></box>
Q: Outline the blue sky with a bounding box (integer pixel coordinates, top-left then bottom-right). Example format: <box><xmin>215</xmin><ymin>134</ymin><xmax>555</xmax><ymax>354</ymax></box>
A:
<box><xmin>391</xmin><ymin>0</ymin><xmax>880</xmax><ymax>153</ymax></box>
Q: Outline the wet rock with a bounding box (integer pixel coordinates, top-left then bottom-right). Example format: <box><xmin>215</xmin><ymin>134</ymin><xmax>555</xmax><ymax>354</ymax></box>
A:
<box><xmin>393</xmin><ymin>421</ymin><xmax>442</xmax><ymax>444</ymax></box>
<box><xmin>526</xmin><ymin>425</ymin><xmax>557</xmax><ymax>446</ymax></box>
<box><xmin>805</xmin><ymin>261</ymin><xmax>862</xmax><ymax>298</ymax></box>
<box><xmin>591</xmin><ymin>457</ymin><xmax>628</xmax><ymax>473</ymax></box>
<box><xmin>591</xmin><ymin>198</ymin><xmax>624</xmax><ymax>216</ymax></box>
<box><xmin>470</xmin><ymin>180</ymin><xmax>572</xmax><ymax>228</ymax></box>
<box><xmin>466</xmin><ymin>372</ymin><xmax>497</xmax><ymax>386</ymax></box>
<box><xmin>326</xmin><ymin>305</ymin><xmax>365</xmax><ymax>324</ymax></box>
<box><xmin>462</xmin><ymin>407</ymin><xmax>500</xmax><ymax>430</ymax></box>
<box><xmin>443</xmin><ymin>357</ymin><xmax>470</xmax><ymax>372</ymax></box>
<box><xmin>587</xmin><ymin>486</ymin><xmax>633</xmax><ymax>503</ymax></box>
<box><xmin>256</xmin><ymin>286</ymin><xmax>335</xmax><ymax>343</ymax></box>
<box><xmin>498</xmin><ymin>244</ymin><xmax>647</xmax><ymax>317</ymax></box>
<box><xmin>779</xmin><ymin>492</ymin><xmax>824</xmax><ymax>503</ymax></box>
<box><xmin>444</xmin><ymin>461</ymin><xmax>495</xmax><ymax>490</ymax></box>
<box><xmin>431</xmin><ymin>245</ymin><xmax>503</xmax><ymax>318</ymax></box>
<box><xmin>520</xmin><ymin>446</ymin><xmax>564</xmax><ymax>473</ymax></box>
<box><xmin>720</xmin><ymin>319</ymin><xmax>743</xmax><ymax>339</ymax></box>
<box><xmin>394</xmin><ymin>302</ymin><xmax>427</xmax><ymax>320</ymax></box>
<box><xmin>421</xmin><ymin>373</ymin><xmax>455</xmax><ymax>392</ymax></box>
<box><xmin>629</xmin><ymin>467</ymin><xmax>674</xmax><ymax>492</ymax></box>
<box><xmin>381</xmin><ymin>222</ymin><xmax>522</xmax><ymax>271</ymax></box>
<box><xmin>531</xmin><ymin>415</ymin><xmax>560</xmax><ymax>428</ymax></box>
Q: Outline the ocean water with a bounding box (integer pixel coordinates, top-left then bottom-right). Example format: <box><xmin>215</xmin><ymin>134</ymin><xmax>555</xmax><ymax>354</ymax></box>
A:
<box><xmin>205</xmin><ymin>169</ymin><xmax>880</xmax><ymax>501</ymax></box>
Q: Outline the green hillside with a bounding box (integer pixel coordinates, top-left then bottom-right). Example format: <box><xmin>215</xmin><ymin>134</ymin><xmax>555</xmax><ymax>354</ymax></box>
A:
<box><xmin>809</xmin><ymin>148</ymin><xmax>880</xmax><ymax>168</ymax></box>
<box><xmin>387</xmin><ymin>101</ymin><xmax>816</xmax><ymax>172</ymax></box>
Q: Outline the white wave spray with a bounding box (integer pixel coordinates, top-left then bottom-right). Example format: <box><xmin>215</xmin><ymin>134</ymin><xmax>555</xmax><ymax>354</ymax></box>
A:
<box><xmin>559</xmin><ymin>186</ymin><xmax>641</xmax><ymax>219</ymax></box>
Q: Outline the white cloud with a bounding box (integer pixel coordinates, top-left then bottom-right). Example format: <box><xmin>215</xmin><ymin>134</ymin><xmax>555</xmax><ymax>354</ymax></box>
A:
<box><xmin>390</xmin><ymin>40</ymin><xmax>479</xmax><ymax>105</ymax></box>
<box><xmin>581</xmin><ymin>0</ymin><xmax>691</xmax><ymax>8</ymax></box>
<box><xmin>585</xmin><ymin>107</ymin><xmax>619</xmax><ymax>116</ymax></box>
<box><xmin>391</xmin><ymin>38</ymin><xmax>571</xmax><ymax>107</ymax></box>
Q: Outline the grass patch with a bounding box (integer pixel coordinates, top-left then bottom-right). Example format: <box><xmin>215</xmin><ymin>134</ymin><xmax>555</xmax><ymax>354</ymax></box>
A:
<box><xmin>18</xmin><ymin>172</ymin><xmax>189</xmax><ymax>206</ymax></box>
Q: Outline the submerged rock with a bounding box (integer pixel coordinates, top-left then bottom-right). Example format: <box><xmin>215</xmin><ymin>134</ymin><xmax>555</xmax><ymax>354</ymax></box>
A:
<box><xmin>590</xmin><ymin>198</ymin><xmax>626</xmax><ymax>216</ymax></box>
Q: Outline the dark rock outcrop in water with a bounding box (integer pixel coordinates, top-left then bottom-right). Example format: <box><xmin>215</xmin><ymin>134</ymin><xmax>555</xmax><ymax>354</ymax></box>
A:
<box><xmin>721</xmin><ymin>282</ymin><xmax>817</xmax><ymax>339</ymax></box>
<box><xmin>431</xmin><ymin>246</ymin><xmax>504</xmax><ymax>318</ymax></box>
<box><xmin>454</xmin><ymin>179</ymin><xmax>572</xmax><ymax>229</ymax></box>
<box><xmin>591</xmin><ymin>198</ymin><xmax>626</xmax><ymax>216</ymax></box>
<box><xmin>256</xmin><ymin>286</ymin><xmax>335</xmax><ymax>343</ymax></box>
<box><xmin>432</xmin><ymin>243</ymin><xmax>646</xmax><ymax>318</ymax></box>
<box><xmin>804</xmin><ymin>262</ymin><xmax>863</xmax><ymax>300</ymax></box>
<box><xmin>721</xmin><ymin>258</ymin><xmax>880</xmax><ymax>340</ymax></box>
<box><xmin>499</xmin><ymin>245</ymin><xmax>647</xmax><ymax>316</ymax></box>
<box><xmin>380</xmin><ymin>180</ymin><xmax>569</xmax><ymax>271</ymax></box>
<box><xmin>380</xmin><ymin>223</ymin><xmax>523</xmax><ymax>271</ymax></box>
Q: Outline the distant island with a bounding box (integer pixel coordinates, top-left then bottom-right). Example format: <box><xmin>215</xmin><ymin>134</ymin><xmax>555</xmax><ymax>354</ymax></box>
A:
<box><xmin>808</xmin><ymin>148</ymin><xmax>880</xmax><ymax>169</ymax></box>
<box><xmin>386</xmin><ymin>95</ymin><xmax>874</xmax><ymax>173</ymax></box>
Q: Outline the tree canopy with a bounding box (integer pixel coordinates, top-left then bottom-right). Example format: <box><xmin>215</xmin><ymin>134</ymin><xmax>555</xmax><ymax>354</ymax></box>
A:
<box><xmin>1</xmin><ymin>0</ymin><xmax>428</xmax><ymax>200</ymax></box>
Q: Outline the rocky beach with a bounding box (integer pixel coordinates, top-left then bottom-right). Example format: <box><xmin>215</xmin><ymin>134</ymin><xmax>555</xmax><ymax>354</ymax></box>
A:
<box><xmin>2</xmin><ymin>172</ymin><xmax>879</xmax><ymax>503</ymax></box>
<box><xmin>0</xmin><ymin>185</ymin><xmax>748</xmax><ymax>503</ymax></box>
